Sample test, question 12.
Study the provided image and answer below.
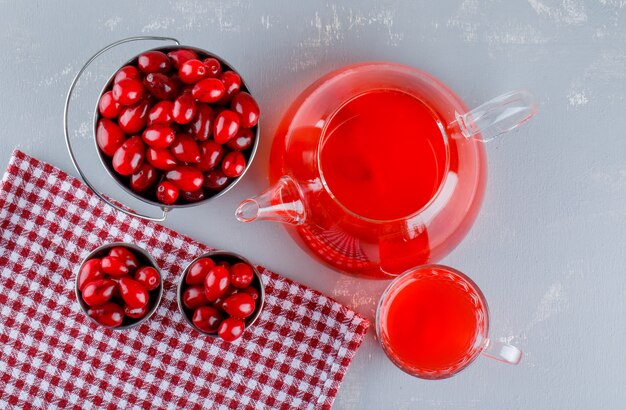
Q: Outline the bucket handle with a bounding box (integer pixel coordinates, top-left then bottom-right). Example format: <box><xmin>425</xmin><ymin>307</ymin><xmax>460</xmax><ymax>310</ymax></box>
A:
<box><xmin>63</xmin><ymin>36</ymin><xmax>180</xmax><ymax>222</ymax></box>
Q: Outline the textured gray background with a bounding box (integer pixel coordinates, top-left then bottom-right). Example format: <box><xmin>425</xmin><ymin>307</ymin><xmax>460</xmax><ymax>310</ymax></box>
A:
<box><xmin>1</xmin><ymin>0</ymin><xmax>625</xmax><ymax>408</ymax></box>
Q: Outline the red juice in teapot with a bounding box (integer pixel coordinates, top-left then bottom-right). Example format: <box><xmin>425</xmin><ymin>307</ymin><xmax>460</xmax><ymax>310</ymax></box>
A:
<box><xmin>264</xmin><ymin>63</ymin><xmax>487</xmax><ymax>278</ymax></box>
<box><xmin>319</xmin><ymin>89</ymin><xmax>447</xmax><ymax>221</ymax></box>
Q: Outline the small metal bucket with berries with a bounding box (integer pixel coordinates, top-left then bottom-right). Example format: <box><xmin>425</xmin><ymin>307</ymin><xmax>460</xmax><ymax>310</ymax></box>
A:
<box><xmin>63</xmin><ymin>36</ymin><xmax>260</xmax><ymax>222</ymax></box>
<box><xmin>177</xmin><ymin>251</ymin><xmax>265</xmax><ymax>342</ymax></box>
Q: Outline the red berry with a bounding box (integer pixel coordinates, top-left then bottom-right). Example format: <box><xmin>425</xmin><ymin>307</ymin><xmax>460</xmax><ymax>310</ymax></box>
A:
<box><xmin>143</xmin><ymin>73</ymin><xmax>178</xmax><ymax>100</ymax></box>
<box><xmin>112</xmin><ymin>78</ymin><xmax>144</xmax><ymax>106</ymax></box>
<box><xmin>204</xmin><ymin>266</ymin><xmax>231</xmax><ymax>301</ymax></box>
<box><xmin>218</xmin><ymin>71</ymin><xmax>241</xmax><ymax>103</ymax></box>
<box><xmin>166</xmin><ymin>166</ymin><xmax>204</xmax><ymax>192</ymax></box>
<box><xmin>147</xmin><ymin>101</ymin><xmax>174</xmax><ymax>126</ymax></box>
<box><xmin>114</xmin><ymin>65</ymin><xmax>141</xmax><ymax>84</ymax></box>
<box><xmin>130</xmin><ymin>163</ymin><xmax>158</xmax><ymax>193</ymax></box>
<box><xmin>172</xmin><ymin>93</ymin><xmax>197</xmax><ymax>124</ymax></box>
<box><xmin>118</xmin><ymin>100</ymin><xmax>150</xmax><ymax>134</ymax></box>
<box><xmin>192</xmin><ymin>78</ymin><xmax>225</xmax><ymax>103</ymax></box>
<box><xmin>156</xmin><ymin>181</ymin><xmax>179</xmax><ymax>205</ymax></box>
<box><xmin>230</xmin><ymin>263</ymin><xmax>254</xmax><ymax>288</ymax></box>
<box><xmin>188</xmin><ymin>104</ymin><xmax>214</xmax><ymax>141</ymax></box>
<box><xmin>82</xmin><ymin>279</ymin><xmax>116</xmax><ymax>307</ymax></box>
<box><xmin>211</xmin><ymin>286</ymin><xmax>238</xmax><ymax>310</ymax></box>
<box><xmin>240</xmin><ymin>286</ymin><xmax>259</xmax><ymax>301</ymax></box>
<box><xmin>196</xmin><ymin>141</ymin><xmax>224</xmax><ymax>172</ymax></box>
<box><xmin>222</xmin><ymin>293</ymin><xmax>255</xmax><ymax>319</ymax></box>
<box><xmin>185</xmin><ymin>257</ymin><xmax>216</xmax><ymax>285</ymax></box>
<box><xmin>181</xmin><ymin>189</ymin><xmax>206</xmax><ymax>203</ymax></box>
<box><xmin>112</xmin><ymin>136</ymin><xmax>145</xmax><ymax>176</ymax></box>
<box><xmin>213</xmin><ymin>110</ymin><xmax>240</xmax><ymax>144</ymax></box>
<box><xmin>118</xmin><ymin>277</ymin><xmax>149</xmax><ymax>309</ymax></box>
<box><xmin>146</xmin><ymin>148</ymin><xmax>177</xmax><ymax>171</ymax></box>
<box><xmin>142</xmin><ymin>125</ymin><xmax>176</xmax><ymax>149</ymax></box>
<box><xmin>134</xmin><ymin>266</ymin><xmax>160</xmax><ymax>291</ymax></box>
<box><xmin>138</xmin><ymin>51</ymin><xmax>171</xmax><ymax>73</ymax></box>
<box><xmin>98</xmin><ymin>91</ymin><xmax>122</xmax><ymax>119</ymax></box>
<box><xmin>192</xmin><ymin>306</ymin><xmax>225</xmax><ymax>333</ymax></box>
<box><xmin>226</xmin><ymin>128</ymin><xmax>255</xmax><ymax>151</ymax></box>
<box><xmin>78</xmin><ymin>258</ymin><xmax>104</xmax><ymax>291</ymax></box>
<box><xmin>96</xmin><ymin>119</ymin><xmax>126</xmax><ymax>157</ymax></box>
<box><xmin>217</xmin><ymin>261</ymin><xmax>231</xmax><ymax>269</ymax></box>
<box><xmin>218</xmin><ymin>317</ymin><xmax>245</xmax><ymax>342</ymax></box>
<box><xmin>202</xmin><ymin>58</ymin><xmax>222</xmax><ymax>78</ymax></box>
<box><xmin>170</xmin><ymin>134</ymin><xmax>201</xmax><ymax>163</ymax></box>
<box><xmin>88</xmin><ymin>302</ymin><xmax>124</xmax><ymax>327</ymax></box>
<box><xmin>231</xmin><ymin>92</ymin><xmax>260</xmax><ymax>128</ymax></box>
<box><xmin>179</xmin><ymin>59</ymin><xmax>208</xmax><ymax>84</ymax></box>
<box><xmin>124</xmin><ymin>304</ymin><xmax>149</xmax><ymax>319</ymax></box>
<box><xmin>182</xmin><ymin>285</ymin><xmax>210</xmax><ymax>310</ymax></box>
<box><xmin>108</xmin><ymin>247</ymin><xmax>139</xmax><ymax>272</ymax></box>
<box><xmin>167</xmin><ymin>49</ymin><xmax>199</xmax><ymax>69</ymax></box>
<box><xmin>221</xmin><ymin>151</ymin><xmax>246</xmax><ymax>178</ymax></box>
<box><xmin>202</xmin><ymin>169</ymin><xmax>231</xmax><ymax>190</ymax></box>
<box><xmin>101</xmin><ymin>256</ymin><xmax>130</xmax><ymax>277</ymax></box>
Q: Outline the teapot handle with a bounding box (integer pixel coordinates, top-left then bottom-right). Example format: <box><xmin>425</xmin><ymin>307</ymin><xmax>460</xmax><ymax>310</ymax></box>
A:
<box><xmin>451</xmin><ymin>90</ymin><xmax>537</xmax><ymax>143</ymax></box>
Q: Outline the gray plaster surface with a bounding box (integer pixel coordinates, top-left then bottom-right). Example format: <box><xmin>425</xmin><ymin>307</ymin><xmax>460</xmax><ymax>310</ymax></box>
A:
<box><xmin>1</xmin><ymin>0</ymin><xmax>625</xmax><ymax>408</ymax></box>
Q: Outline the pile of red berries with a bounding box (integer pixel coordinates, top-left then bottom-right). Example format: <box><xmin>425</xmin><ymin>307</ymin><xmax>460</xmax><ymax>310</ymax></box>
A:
<box><xmin>180</xmin><ymin>256</ymin><xmax>261</xmax><ymax>342</ymax></box>
<box><xmin>77</xmin><ymin>246</ymin><xmax>161</xmax><ymax>328</ymax></box>
<box><xmin>96</xmin><ymin>48</ymin><xmax>259</xmax><ymax>205</ymax></box>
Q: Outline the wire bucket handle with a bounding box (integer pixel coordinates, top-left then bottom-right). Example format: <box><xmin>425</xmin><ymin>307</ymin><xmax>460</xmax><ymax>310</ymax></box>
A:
<box><xmin>63</xmin><ymin>36</ymin><xmax>181</xmax><ymax>222</ymax></box>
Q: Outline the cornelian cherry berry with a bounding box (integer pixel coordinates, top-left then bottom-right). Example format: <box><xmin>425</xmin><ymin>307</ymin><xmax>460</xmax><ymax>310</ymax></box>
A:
<box><xmin>101</xmin><ymin>256</ymin><xmax>131</xmax><ymax>278</ymax></box>
<box><xmin>183</xmin><ymin>286</ymin><xmax>210</xmax><ymax>310</ymax></box>
<box><xmin>181</xmin><ymin>189</ymin><xmax>206</xmax><ymax>203</ymax></box>
<box><xmin>193</xmin><ymin>306</ymin><xmax>225</xmax><ymax>333</ymax></box>
<box><xmin>98</xmin><ymin>91</ymin><xmax>121</xmax><ymax>119</ymax></box>
<box><xmin>112</xmin><ymin>78</ymin><xmax>144</xmax><ymax>106</ymax></box>
<box><xmin>124</xmin><ymin>304</ymin><xmax>149</xmax><ymax>319</ymax></box>
<box><xmin>143</xmin><ymin>73</ymin><xmax>178</xmax><ymax>100</ymax></box>
<box><xmin>88</xmin><ymin>302</ymin><xmax>124</xmax><ymax>327</ymax></box>
<box><xmin>218</xmin><ymin>318</ymin><xmax>245</xmax><ymax>342</ymax></box>
<box><xmin>142</xmin><ymin>125</ymin><xmax>176</xmax><ymax>149</ymax></box>
<box><xmin>202</xmin><ymin>169</ymin><xmax>231</xmax><ymax>190</ymax></box>
<box><xmin>231</xmin><ymin>92</ymin><xmax>260</xmax><ymax>128</ymax></box>
<box><xmin>166</xmin><ymin>166</ymin><xmax>204</xmax><ymax>192</ymax></box>
<box><xmin>179</xmin><ymin>59</ymin><xmax>207</xmax><ymax>84</ymax></box>
<box><xmin>230</xmin><ymin>263</ymin><xmax>254</xmax><ymax>288</ymax></box>
<box><xmin>146</xmin><ymin>148</ymin><xmax>177</xmax><ymax>171</ymax></box>
<box><xmin>222</xmin><ymin>293</ymin><xmax>256</xmax><ymax>319</ymax></box>
<box><xmin>172</xmin><ymin>94</ymin><xmax>197</xmax><ymax>124</ymax></box>
<box><xmin>222</xmin><ymin>151</ymin><xmax>246</xmax><ymax>178</ymax></box>
<box><xmin>96</xmin><ymin>119</ymin><xmax>126</xmax><ymax>157</ymax></box>
<box><xmin>135</xmin><ymin>266</ymin><xmax>160</xmax><ymax>291</ymax></box>
<box><xmin>115</xmin><ymin>65</ymin><xmax>141</xmax><ymax>84</ymax></box>
<box><xmin>226</xmin><ymin>128</ymin><xmax>254</xmax><ymax>151</ymax></box>
<box><xmin>112</xmin><ymin>136</ymin><xmax>145</xmax><ymax>176</ymax></box>
<box><xmin>156</xmin><ymin>181</ymin><xmax>179</xmax><ymax>205</ymax></box>
<box><xmin>192</xmin><ymin>78</ymin><xmax>225</xmax><ymax>103</ymax></box>
<box><xmin>186</xmin><ymin>257</ymin><xmax>216</xmax><ymax>285</ymax></box>
<box><xmin>204</xmin><ymin>266</ymin><xmax>231</xmax><ymax>301</ymax></box>
<box><xmin>118</xmin><ymin>100</ymin><xmax>150</xmax><ymax>134</ymax></box>
<box><xmin>138</xmin><ymin>51</ymin><xmax>171</xmax><ymax>74</ymax></box>
<box><xmin>78</xmin><ymin>259</ymin><xmax>104</xmax><ymax>291</ymax></box>
<box><xmin>109</xmin><ymin>247</ymin><xmax>140</xmax><ymax>272</ymax></box>
<box><xmin>196</xmin><ymin>141</ymin><xmax>224</xmax><ymax>172</ymax></box>
<box><xmin>167</xmin><ymin>49</ymin><xmax>199</xmax><ymax>69</ymax></box>
<box><xmin>240</xmin><ymin>286</ymin><xmax>259</xmax><ymax>301</ymax></box>
<box><xmin>118</xmin><ymin>277</ymin><xmax>149</xmax><ymax>309</ymax></box>
<box><xmin>202</xmin><ymin>58</ymin><xmax>222</xmax><ymax>77</ymax></box>
<box><xmin>218</xmin><ymin>71</ymin><xmax>241</xmax><ymax>103</ymax></box>
<box><xmin>213</xmin><ymin>110</ymin><xmax>240</xmax><ymax>144</ymax></box>
<box><xmin>188</xmin><ymin>104</ymin><xmax>214</xmax><ymax>141</ymax></box>
<box><xmin>147</xmin><ymin>101</ymin><xmax>174</xmax><ymax>126</ymax></box>
<box><xmin>170</xmin><ymin>134</ymin><xmax>201</xmax><ymax>163</ymax></box>
<box><xmin>82</xmin><ymin>279</ymin><xmax>116</xmax><ymax>307</ymax></box>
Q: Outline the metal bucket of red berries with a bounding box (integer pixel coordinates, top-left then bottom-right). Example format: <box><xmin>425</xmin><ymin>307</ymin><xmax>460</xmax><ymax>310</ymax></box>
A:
<box><xmin>64</xmin><ymin>36</ymin><xmax>260</xmax><ymax>221</ymax></box>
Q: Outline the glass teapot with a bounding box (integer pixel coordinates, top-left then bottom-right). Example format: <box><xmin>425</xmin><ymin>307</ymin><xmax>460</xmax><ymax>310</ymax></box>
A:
<box><xmin>236</xmin><ymin>62</ymin><xmax>536</xmax><ymax>279</ymax></box>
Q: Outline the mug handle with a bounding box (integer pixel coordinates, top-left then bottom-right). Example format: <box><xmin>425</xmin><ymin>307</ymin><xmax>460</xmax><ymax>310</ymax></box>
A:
<box><xmin>452</xmin><ymin>90</ymin><xmax>538</xmax><ymax>143</ymax></box>
<box><xmin>64</xmin><ymin>36</ymin><xmax>181</xmax><ymax>222</ymax></box>
<box><xmin>481</xmin><ymin>338</ymin><xmax>522</xmax><ymax>365</ymax></box>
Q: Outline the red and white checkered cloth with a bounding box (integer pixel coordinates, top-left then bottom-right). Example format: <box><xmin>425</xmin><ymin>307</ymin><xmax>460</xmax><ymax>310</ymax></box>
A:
<box><xmin>0</xmin><ymin>149</ymin><xmax>369</xmax><ymax>410</ymax></box>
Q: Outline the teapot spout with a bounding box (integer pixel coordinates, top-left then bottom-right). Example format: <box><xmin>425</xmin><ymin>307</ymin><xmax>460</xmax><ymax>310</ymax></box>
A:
<box><xmin>235</xmin><ymin>176</ymin><xmax>307</xmax><ymax>225</ymax></box>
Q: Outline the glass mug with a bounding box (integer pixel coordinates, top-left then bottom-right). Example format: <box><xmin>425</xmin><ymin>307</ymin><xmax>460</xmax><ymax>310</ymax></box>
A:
<box><xmin>376</xmin><ymin>265</ymin><xmax>521</xmax><ymax>379</ymax></box>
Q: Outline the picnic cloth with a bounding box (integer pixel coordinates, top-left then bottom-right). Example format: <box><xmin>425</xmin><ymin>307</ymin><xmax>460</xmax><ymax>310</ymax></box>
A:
<box><xmin>0</xmin><ymin>149</ymin><xmax>369</xmax><ymax>409</ymax></box>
